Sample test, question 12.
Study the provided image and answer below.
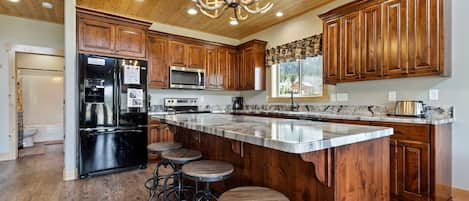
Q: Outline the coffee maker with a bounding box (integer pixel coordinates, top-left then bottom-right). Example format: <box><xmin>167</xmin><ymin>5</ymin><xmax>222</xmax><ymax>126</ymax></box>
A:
<box><xmin>232</xmin><ymin>97</ymin><xmax>244</xmax><ymax>110</ymax></box>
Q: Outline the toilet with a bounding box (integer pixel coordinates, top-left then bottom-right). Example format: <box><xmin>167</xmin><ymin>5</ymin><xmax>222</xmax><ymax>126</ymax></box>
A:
<box><xmin>23</xmin><ymin>128</ymin><xmax>38</xmax><ymax>148</ymax></box>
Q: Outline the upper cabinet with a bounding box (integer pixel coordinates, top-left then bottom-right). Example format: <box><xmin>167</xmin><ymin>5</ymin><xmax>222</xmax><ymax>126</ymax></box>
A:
<box><xmin>148</xmin><ymin>32</ymin><xmax>169</xmax><ymax>88</ymax></box>
<box><xmin>168</xmin><ymin>40</ymin><xmax>205</xmax><ymax>69</ymax></box>
<box><xmin>77</xmin><ymin>8</ymin><xmax>150</xmax><ymax>59</ymax></box>
<box><xmin>320</xmin><ymin>0</ymin><xmax>449</xmax><ymax>84</ymax></box>
<box><xmin>238</xmin><ymin>40</ymin><xmax>267</xmax><ymax>90</ymax></box>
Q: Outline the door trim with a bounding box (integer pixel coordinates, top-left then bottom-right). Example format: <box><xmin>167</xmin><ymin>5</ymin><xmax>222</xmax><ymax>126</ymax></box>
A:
<box><xmin>6</xmin><ymin>45</ymin><xmax>64</xmax><ymax>161</ymax></box>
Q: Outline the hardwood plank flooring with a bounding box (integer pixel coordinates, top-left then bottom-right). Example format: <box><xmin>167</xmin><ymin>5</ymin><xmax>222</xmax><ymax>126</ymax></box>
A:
<box><xmin>0</xmin><ymin>144</ymin><xmax>171</xmax><ymax>201</ymax></box>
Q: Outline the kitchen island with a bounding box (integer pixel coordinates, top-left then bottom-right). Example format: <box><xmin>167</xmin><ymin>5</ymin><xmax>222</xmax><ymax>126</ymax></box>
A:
<box><xmin>152</xmin><ymin>113</ymin><xmax>394</xmax><ymax>201</ymax></box>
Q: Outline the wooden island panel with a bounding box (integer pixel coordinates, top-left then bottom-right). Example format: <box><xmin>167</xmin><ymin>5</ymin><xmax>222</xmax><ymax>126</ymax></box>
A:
<box><xmin>172</xmin><ymin>126</ymin><xmax>390</xmax><ymax>201</ymax></box>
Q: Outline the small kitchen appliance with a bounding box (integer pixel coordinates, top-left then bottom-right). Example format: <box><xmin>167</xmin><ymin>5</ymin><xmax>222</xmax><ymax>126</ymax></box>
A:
<box><xmin>232</xmin><ymin>97</ymin><xmax>244</xmax><ymax>110</ymax></box>
<box><xmin>394</xmin><ymin>100</ymin><xmax>426</xmax><ymax>118</ymax></box>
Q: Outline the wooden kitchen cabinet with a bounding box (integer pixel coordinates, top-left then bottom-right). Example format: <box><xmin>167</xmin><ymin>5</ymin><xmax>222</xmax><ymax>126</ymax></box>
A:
<box><xmin>115</xmin><ymin>25</ymin><xmax>146</xmax><ymax>58</ymax></box>
<box><xmin>168</xmin><ymin>40</ymin><xmax>205</xmax><ymax>69</ymax></box>
<box><xmin>168</xmin><ymin>40</ymin><xmax>187</xmax><ymax>67</ymax></box>
<box><xmin>238</xmin><ymin>40</ymin><xmax>267</xmax><ymax>90</ymax></box>
<box><xmin>320</xmin><ymin>0</ymin><xmax>448</xmax><ymax>84</ymax></box>
<box><xmin>224</xmin><ymin>49</ymin><xmax>239</xmax><ymax>90</ymax></box>
<box><xmin>78</xmin><ymin>18</ymin><xmax>115</xmax><ymax>55</ymax></box>
<box><xmin>382</xmin><ymin>0</ymin><xmax>408</xmax><ymax>76</ymax></box>
<box><xmin>148</xmin><ymin>32</ymin><xmax>169</xmax><ymax>88</ymax></box>
<box><xmin>77</xmin><ymin>8</ymin><xmax>150</xmax><ymax>59</ymax></box>
<box><xmin>187</xmin><ymin>45</ymin><xmax>205</xmax><ymax>69</ymax></box>
<box><xmin>205</xmin><ymin>46</ymin><xmax>219</xmax><ymax>89</ymax></box>
<box><xmin>360</xmin><ymin>4</ymin><xmax>383</xmax><ymax>79</ymax></box>
<box><xmin>323</xmin><ymin>18</ymin><xmax>341</xmax><ymax>84</ymax></box>
<box><xmin>396</xmin><ymin>140</ymin><xmax>430</xmax><ymax>201</ymax></box>
<box><xmin>148</xmin><ymin>122</ymin><xmax>174</xmax><ymax>161</ymax></box>
<box><xmin>340</xmin><ymin>12</ymin><xmax>361</xmax><ymax>81</ymax></box>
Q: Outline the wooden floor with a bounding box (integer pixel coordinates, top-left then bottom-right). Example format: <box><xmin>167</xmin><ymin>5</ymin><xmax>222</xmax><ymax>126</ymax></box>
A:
<box><xmin>0</xmin><ymin>144</ymin><xmax>170</xmax><ymax>201</ymax></box>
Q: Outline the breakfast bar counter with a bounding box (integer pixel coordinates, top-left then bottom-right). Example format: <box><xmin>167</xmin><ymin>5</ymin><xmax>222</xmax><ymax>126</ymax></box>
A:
<box><xmin>151</xmin><ymin>113</ymin><xmax>394</xmax><ymax>201</ymax></box>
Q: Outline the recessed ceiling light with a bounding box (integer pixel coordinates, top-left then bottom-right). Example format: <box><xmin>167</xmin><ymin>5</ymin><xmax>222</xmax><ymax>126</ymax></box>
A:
<box><xmin>8</xmin><ymin>0</ymin><xmax>20</xmax><ymax>3</ymax></box>
<box><xmin>42</xmin><ymin>2</ymin><xmax>53</xmax><ymax>9</ymax></box>
<box><xmin>187</xmin><ymin>8</ymin><xmax>198</xmax><ymax>15</ymax></box>
<box><xmin>230</xmin><ymin>20</ymin><xmax>239</xmax><ymax>26</ymax></box>
<box><xmin>135</xmin><ymin>0</ymin><xmax>144</xmax><ymax>2</ymax></box>
<box><xmin>276</xmin><ymin>12</ymin><xmax>284</xmax><ymax>17</ymax></box>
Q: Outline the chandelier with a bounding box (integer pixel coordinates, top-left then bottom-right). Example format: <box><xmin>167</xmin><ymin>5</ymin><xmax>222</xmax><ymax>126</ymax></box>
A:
<box><xmin>193</xmin><ymin>0</ymin><xmax>274</xmax><ymax>22</ymax></box>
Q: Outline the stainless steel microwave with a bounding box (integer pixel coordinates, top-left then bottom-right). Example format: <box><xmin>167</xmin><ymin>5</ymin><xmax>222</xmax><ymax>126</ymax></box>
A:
<box><xmin>169</xmin><ymin>66</ymin><xmax>205</xmax><ymax>89</ymax></box>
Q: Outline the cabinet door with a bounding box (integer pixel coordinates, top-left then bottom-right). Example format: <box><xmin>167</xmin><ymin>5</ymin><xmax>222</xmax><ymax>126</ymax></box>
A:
<box><xmin>242</xmin><ymin>47</ymin><xmax>255</xmax><ymax>90</ymax></box>
<box><xmin>169</xmin><ymin>40</ymin><xmax>187</xmax><ymax>67</ymax></box>
<box><xmin>148</xmin><ymin>35</ymin><xmax>168</xmax><ymax>88</ymax></box>
<box><xmin>224</xmin><ymin>49</ymin><xmax>239</xmax><ymax>89</ymax></box>
<box><xmin>407</xmin><ymin>0</ymin><xmax>439</xmax><ymax>74</ymax></box>
<box><xmin>115</xmin><ymin>25</ymin><xmax>146</xmax><ymax>58</ymax></box>
<box><xmin>390</xmin><ymin>139</ymin><xmax>400</xmax><ymax>198</ymax></box>
<box><xmin>397</xmin><ymin>141</ymin><xmax>430</xmax><ymax>201</ymax></box>
<box><xmin>188</xmin><ymin>45</ymin><xmax>205</xmax><ymax>69</ymax></box>
<box><xmin>217</xmin><ymin>48</ymin><xmax>228</xmax><ymax>89</ymax></box>
<box><xmin>383</xmin><ymin>0</ymin><xmax>408</xmax><ymax>76</ymax></box>
<box><xmin>360</xmin><ymin>4</ymin><xmax>383</xmax><ymax>79</ymax></box>
<box><xmin>323</xmin><ymin>19</ymin><xmax>341</xmax><ymax>84</ymax></box>
<box><xmin>340</xmin><ymin>12</ymin><xmax>361</xmax><ymax>81</ymax></box>
<box><xmin>205</xmin><ymin>47</ymin><xmax>218</xmax><ymax>89</ymax></box>
<box><xmin>78</xmin><ymin>18</ymin><xmax>115</xmax><ymax>54</ymax></box>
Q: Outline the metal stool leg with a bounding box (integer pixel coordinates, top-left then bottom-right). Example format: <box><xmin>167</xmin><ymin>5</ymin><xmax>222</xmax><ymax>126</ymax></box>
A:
<box><xmin>146</xmin><ymin>159</ymin><xmax>177</xmax><ymax>201</ymax></box>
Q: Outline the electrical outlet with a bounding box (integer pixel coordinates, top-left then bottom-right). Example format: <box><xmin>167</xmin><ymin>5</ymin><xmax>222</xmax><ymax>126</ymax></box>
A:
<box><xmin>330</xmin><ymin>94</ymin><xmax>337</xmax><ymax>102</ymax></box>
<box><xmin>388</xmin><ymin>91</ymin><xmax>397</xmax><ymax>101</ymax></box>
<box><xmin>337</xmin><ymin>93</ymin><xmax>349</xmax><ymax>102</ymax></box>
<box><xmin>429</xmin><ymin>89</ymin><xmax>439</xmax><ymax>101</ymax></box>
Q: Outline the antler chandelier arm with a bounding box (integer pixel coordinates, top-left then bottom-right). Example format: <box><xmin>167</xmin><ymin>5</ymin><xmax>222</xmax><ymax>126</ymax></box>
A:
<box><xmin>198</xmin><ymin>4</ymin><xmax>229</xmax><ymax>19</ymax></box>
<box><xmin>195</xmin><ymin>0</ymin><xmax>227</xmax><ymax>11</ymax></box>
<box><xmin>194</xmin><ymin>0</ymin><xmax>273</xmax><ymax>22</ymax></box>
<box><xmin>230</xmin><ymin>6</ymin><xmax>249</xmax><ymax>21</ymax></box>
<box><xmin>240</xmin><ymin>2</ymin><xmax>273</xmax><ymax>14</ymax></box>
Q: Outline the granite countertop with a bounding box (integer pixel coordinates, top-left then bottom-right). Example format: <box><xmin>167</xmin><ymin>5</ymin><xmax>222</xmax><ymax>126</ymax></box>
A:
<box><xmin>152</xmin><ymin>113</ymin><xmax>393</xmax><ymax>154</ymax></box>
<box><xmin>231</xmin><ymin>110</ymin><xmax>455</xmax><ymax>125</ymax></box>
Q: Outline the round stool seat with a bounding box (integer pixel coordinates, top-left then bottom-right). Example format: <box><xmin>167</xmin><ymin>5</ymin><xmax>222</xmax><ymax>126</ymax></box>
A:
<box><xmin>161</xmin><ymin>148</ymin><xmax>202</xmax><ymax>164</ymax></box>
<box><xmin>147</xmin><ymin>142</ymin><xmax>182</xmax><ymax>153</ymax></box>
<box><xmin>182</xmin><ymin>160</ymin><xmax>234</xmax><ymax>182</ymax></box>
<box><xmin>219</xmin><ymin>186</ymin><xmax>289</xmax><ymax>201</ymax></box>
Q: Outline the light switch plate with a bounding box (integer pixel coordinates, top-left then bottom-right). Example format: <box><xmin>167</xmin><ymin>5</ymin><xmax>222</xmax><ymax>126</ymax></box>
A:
<box><xmin>429</xmin><ymin>89</ymin><xmax>439</xmax><ymax>101</ymax></box>
<box><xmin>388</xmin><ymin>91</ymin><xmax>397</xmax><ymax>101</ymax></box>
<box><xmin>337</xmin><ymin>93</ymin><xmax>349</xmax><ymax>102</ymax></box>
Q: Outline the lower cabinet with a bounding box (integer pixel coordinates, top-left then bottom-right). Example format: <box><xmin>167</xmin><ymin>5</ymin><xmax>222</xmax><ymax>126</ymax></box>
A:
<box><xmin>394</xmin><ymin>140</ymin><xmax>430</xmax><ymax>201</ymax></box>
<box><xmin>147</xmin><ymin>122</ymin><xmax>174</xmax><ymax>161</ymax></box>
<box><xmin>319</xmin><ymin>119</ymin><xmax>451</xmax><ymax>201</ymax></box>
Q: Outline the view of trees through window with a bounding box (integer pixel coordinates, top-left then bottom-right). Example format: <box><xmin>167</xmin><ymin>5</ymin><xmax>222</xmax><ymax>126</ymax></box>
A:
<box><xmin>273</xmin><ymin>56</ymin><xmax>323</xmax><ymax>97</ymax></box>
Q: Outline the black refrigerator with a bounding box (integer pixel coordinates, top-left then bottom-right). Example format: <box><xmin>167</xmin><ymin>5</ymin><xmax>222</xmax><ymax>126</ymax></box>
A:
<box><xmin>78</xmin><ymin>54</ymin><xmax>148</xmax><ymax>178</ymax></box>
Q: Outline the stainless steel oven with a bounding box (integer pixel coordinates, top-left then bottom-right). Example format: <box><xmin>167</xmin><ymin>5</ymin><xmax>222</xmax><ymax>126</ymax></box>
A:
<box><xmin>169</xmin><ymin>66</ymin><xmax>205</xmax><ymax>89</ymax></box>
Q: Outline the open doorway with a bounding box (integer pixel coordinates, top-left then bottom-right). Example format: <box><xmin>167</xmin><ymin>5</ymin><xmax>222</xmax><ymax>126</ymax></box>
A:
<box><xmin>7</xmin><ymin>45</ymin><xmax>64</xmax><ymax>159</ymax></box>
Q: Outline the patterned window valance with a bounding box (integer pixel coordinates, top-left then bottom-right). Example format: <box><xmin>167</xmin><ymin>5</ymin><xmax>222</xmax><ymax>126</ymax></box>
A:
<box><xmin>265</xmin><ymin>33</ymin><xmax>322</xmax><ymax>67</ymax></box>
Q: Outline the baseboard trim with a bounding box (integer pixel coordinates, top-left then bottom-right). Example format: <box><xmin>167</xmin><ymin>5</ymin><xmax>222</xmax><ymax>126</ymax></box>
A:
<box><xmin>453</xmin><ymin>187</ymin><xmax>469</xmax><ymax>201</ymax></box>
<box><xmin>0</xmin><ymin>152</ymin><xmax>15</xmax><ymax>161</ymax></box>
<box><xmin>63</xmin><ymin>168</ymin><xmax>78</xmax><ymax>181</ymax></box>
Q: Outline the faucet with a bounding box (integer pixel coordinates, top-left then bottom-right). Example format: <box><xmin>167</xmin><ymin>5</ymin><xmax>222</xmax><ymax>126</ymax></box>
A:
<box><xmin>290</xmin><ymin>90</ymin><xmax>299</xmax><ymax>111</ymax></box>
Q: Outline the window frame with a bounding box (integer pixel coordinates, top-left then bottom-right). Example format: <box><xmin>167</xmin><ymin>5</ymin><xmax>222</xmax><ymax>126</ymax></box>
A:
<box><xmin>267</xmin><ymin>57</ymin><xmax>329</xmax><ymax>103</ymax></box>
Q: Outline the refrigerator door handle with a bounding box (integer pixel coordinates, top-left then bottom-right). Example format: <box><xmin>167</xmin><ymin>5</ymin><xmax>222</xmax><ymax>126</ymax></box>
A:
<box><xmin>116</xmin><ymin>63</ymin><xmax>121</xmax><ymax>127</ymax></box>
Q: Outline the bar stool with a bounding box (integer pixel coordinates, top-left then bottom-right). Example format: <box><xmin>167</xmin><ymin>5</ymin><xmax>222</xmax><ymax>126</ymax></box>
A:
<box><xmin>145</xmin><ymin>142</ymin><xmax>183</xmax><ymax>201</ymax></box>
<box><xmin>182</xmin><ymin>160</ymin><xmax>234</xmax><ymax>201</ymax></box>
<box><xmin>219</xmin><ymin>186</ymin><xmax>289</xmax><ymax>201</ymax></box>
<box><xmin>160</xmin><ymin>148</ymin><xmax>203</xmax><ymax>200</ymax></box>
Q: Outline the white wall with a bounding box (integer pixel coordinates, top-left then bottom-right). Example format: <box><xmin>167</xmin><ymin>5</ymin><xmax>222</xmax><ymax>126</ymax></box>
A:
<box><xmin>241</xmin><ymin>0</ymin><xmax>469</xmax><ymax>190</ymax></box>
<box><xmin>0</xmin><ymin>15</ymin><xmax>64</xmax><ymax>155</ymax></box>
